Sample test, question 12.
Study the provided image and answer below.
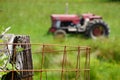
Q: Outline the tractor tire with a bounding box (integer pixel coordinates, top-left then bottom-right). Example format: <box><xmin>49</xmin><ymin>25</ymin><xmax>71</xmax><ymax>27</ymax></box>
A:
<box><xmin>85</xmin><ymin>19</ymin><xmax>110</xmax><ymax>39</ymax></box>
<box><xmin>11</xmin><ymin>35</ymin><xmax>33</xmax><ymax>80</ymax></box>
<box><xmin>54</xmin><ymin>30</ymin><xmax>66</xmax><ymax>39</ymax></box>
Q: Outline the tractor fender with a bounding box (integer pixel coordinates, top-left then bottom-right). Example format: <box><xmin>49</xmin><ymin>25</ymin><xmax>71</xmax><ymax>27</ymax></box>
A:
<box><xmin>82</xmin><ymin>13</ymin><xmax>102</xmax><ymax>20</ymax></box>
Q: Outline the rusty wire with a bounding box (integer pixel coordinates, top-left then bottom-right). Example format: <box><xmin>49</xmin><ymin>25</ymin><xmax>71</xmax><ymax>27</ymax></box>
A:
<box><xmin>0</xmin><ymin>43</ymin><xmax>90</xmax><ymax>80</ymax></box>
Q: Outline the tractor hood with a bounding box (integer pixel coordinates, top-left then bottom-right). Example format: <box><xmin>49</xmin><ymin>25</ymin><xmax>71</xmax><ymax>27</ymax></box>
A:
<box><xmin>82</xmin><ymin>13</ymin><xmax>102</xmax><ymax>20</ymax></box>
<box><xmin>51</xmin><ymin>14</ymin><xmax>80</xmax><ymax>24</ymax></box>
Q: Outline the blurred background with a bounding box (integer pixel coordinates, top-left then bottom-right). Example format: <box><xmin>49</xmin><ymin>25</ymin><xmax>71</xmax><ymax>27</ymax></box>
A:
<box><xmin>0</xmin><ymin>0</ymin><xmax>120</xmax><ymax>80</ymax></box>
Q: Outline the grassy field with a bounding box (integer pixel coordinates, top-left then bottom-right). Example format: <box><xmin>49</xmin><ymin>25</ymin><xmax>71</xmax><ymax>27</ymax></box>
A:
<box><xmin>0</xmin><ymin>0</ymin><xmax>120</xmax><ymax>80</ymax></box>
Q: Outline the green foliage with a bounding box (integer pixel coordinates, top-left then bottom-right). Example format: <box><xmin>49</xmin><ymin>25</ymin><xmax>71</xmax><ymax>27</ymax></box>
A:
<box><xmin>16</xmin><ymin>46</ymin><xmax>24</xmax><ymax>52</ymax></box>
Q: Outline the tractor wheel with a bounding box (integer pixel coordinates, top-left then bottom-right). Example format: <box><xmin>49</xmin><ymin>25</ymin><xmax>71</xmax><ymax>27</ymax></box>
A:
<box><xmin>54</xmin><ymin>30</ymin><xmax>66</xmax><ymax>39</ymax></box>
<box><xmin>11</xmin><ymin>35</ymin><xmax>33</xmax><ymax>80</ymax></box>
<box><xmin>85</xmin><ymin>19</ymin><xmax>109</xmax><ymax>39</ymax></box>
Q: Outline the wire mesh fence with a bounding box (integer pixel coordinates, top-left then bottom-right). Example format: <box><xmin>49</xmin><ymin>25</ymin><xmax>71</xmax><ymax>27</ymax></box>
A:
<box><xmin>0</xmin><ymin>43</ymin><xmax>90</xmax><ymax>80</ymax></box>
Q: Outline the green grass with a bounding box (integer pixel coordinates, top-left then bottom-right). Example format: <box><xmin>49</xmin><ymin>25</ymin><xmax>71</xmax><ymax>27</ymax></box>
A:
<box><xmin>0</xmin><ymin>0</ymin><xmax>120</xmax><ymax>80</ymax></box>
<box><xmin>0</xmin><ymin>0</ymin><xmax>120</xmax><ymax>43</ymax></box>
<box><xmin>90</xmin><ymin>58</ymin><xmax>120</xmax><ymax>80</ymax></box>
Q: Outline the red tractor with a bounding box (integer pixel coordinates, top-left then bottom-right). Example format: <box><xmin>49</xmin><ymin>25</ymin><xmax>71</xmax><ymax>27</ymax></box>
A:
<box><xmin>49</xmin><ymin>13</ymin><xmax>110</xmax><ymax>39</ymax></box>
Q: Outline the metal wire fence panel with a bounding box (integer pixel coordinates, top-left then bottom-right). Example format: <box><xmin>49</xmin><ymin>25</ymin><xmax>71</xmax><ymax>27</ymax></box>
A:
<box><xmin>0</xmin><ymin>43</ymin><xmax>90</xmax><ymax>80</ymax></box>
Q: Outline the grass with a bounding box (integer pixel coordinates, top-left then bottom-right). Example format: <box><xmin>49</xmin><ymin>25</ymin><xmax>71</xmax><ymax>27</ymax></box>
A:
<box><xmin>0</xmin><ymin>0</ymin><xmax>120</xmax><ymax>80</ymax></box>
<box><xmin>0</xmin><ymin>1</ymin><xmax>120</xmax><ymax>43</ymax></box>
<box><xmin>90</xmin><ymin>58</ymin><xmax>120</xmax><ymax>80</ymax></box>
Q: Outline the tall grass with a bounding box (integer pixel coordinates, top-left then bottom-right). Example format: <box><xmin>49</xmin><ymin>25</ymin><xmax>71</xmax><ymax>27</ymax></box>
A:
<box><xmin>90</xmin><ymin>58</ymin><xmax>120</xmax><ymax>80</ymax></box>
